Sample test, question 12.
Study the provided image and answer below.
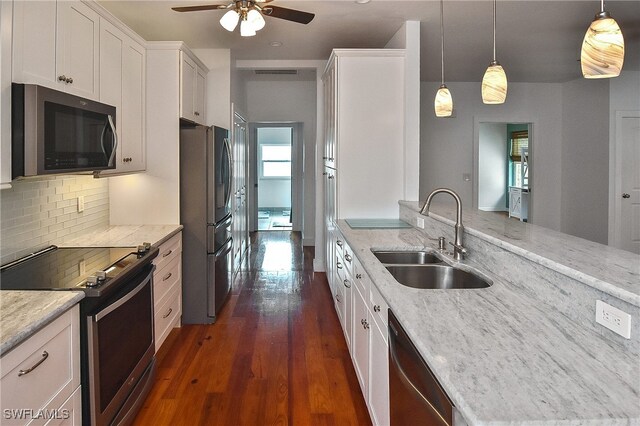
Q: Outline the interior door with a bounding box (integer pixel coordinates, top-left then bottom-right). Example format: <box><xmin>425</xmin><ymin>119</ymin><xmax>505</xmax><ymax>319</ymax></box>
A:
<box><xmin>618</xmin><ymin>114</ymin><xmax>640</xmax><ymax>253</ymax></box>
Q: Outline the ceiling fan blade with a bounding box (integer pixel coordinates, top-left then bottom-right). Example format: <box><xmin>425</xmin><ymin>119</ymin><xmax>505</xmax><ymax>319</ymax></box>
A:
<box><xmin>262</xmin><ymin>6</ymin><xmax>314</xmax><ymax>24</ymax></box>
<box><xmin>171</xmin><ymin>4</ymin><xmax>228</xmax><ymax>12</ymax></box>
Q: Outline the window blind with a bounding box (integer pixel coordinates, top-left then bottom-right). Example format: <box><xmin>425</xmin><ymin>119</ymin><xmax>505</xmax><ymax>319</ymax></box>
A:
<box><xmin>510</xmin><ymin>131</ymin><xmax>528</xmax><ymax>162</ymax></box>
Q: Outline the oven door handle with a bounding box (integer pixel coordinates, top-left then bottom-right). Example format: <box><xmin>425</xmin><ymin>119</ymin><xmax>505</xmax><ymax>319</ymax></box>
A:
<box><xmin>94</xmin><ymin>269</ymin><xmax>153</xmax><ymax>322</ymax></box>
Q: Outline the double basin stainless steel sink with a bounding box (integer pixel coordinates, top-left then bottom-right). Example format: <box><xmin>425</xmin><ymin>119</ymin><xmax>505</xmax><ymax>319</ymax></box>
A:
<box><xmin>372</xmin><ymin>250</ymin><xmax>492</xmax><ymax>289</ymax></box>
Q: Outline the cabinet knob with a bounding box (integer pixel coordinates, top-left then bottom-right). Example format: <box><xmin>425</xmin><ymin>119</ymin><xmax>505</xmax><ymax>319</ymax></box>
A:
<box><xmin>356</xmin><ymin>273</ymin><xmax>362</xmax><ymax>279</ymax></box>
<box><xmin>58</xmin><ymin>75</ymin><xmax>67</xmax><ymax>82</ymax></box>
<box><xmin>344</xmin><ymin>254</ymin><xmax>352</xmax><ymax>262</ymax></box>
<box><xmin>343</xmin><ymin>279</ymin><xmax>351</xmax><ymax>288</ymax></box>
<box><xmin>622</xmin><ymin>193</ymin><xmax>631</xmax><ymax>199</ymax></box>
<box><xmin>373</xmin><ymin>305</ymin><xmax>381</xmax><ymax>313</ymax></box>
<box><xmin>66</xmin><ymin>77</ymin><xmax>73</xmax><ymax>84</ymax></box>
<box><xmin>195</xmin><ymin>112</ymin><xmax>200</xmax><ymax>116</ymax></box>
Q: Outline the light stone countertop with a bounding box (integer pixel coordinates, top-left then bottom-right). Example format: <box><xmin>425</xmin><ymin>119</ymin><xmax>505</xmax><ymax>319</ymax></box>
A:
<box><xmin>0</xmin><ymin>291</ymin><xmax>84</xmax><ymax>356</ymax></box>
<box><xmin>336</xmin><ymin>220</ymin><xmax>640</xmax><ymax>425</ymax></box>
<box><xmin>400</xmin><ymin>201</ymin><xmax>640</xmax><ymax>307</ymax></box>
<box><xmin>60</xmin><ymin>225</ymin><xmax>183</xmax><ymax>248</ymax></box>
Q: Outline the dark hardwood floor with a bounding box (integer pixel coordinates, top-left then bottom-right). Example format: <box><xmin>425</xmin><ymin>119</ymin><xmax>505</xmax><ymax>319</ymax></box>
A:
<box><xmin>133</xmin><ymin>231</ymin><xmax>371</xmax><ymax>426</ymax></box>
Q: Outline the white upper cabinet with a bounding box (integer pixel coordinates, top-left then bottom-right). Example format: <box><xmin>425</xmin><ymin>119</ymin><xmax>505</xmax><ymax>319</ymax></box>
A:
<box><xmin>13</xmin><ymin>1</ymin><xmax>100</xmax><ymax>100</ymax></box>
<box><xmin>99</xmin><ymin>18</ymin><xmax>146</xmax><ymax>174</ymax></box>
<box><xmin>180</xmin><ymin>51</ymin><xmax>206</xmax><ymax>125</ymax></box>
<box><xmin>56</xmin><ymin>1</ymin><xmax>100</xmax><ymax>99</ymax></box>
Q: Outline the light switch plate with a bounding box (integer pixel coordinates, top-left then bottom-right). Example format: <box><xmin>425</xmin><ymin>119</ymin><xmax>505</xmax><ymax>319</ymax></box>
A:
<box><xmin>417</xmin><ymin>217</ymin><xmax>425</xmax><ymax>229</ymax></box>
<box><xmin>77</xmin><ymin>196</ymin><xmax>85</xmax><ymax>213</ymax></box>
<box><xmin>596</xmin><ymin>300</ymin><xmax>631</xmax><ymax>339</ymax></box>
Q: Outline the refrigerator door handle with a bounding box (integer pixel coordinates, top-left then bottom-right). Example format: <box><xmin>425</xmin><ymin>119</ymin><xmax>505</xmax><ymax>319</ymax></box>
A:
<box><xmin>223</xmin><ymin>137</ymin><xmax>233</xmax><ymax>208</ymax></box>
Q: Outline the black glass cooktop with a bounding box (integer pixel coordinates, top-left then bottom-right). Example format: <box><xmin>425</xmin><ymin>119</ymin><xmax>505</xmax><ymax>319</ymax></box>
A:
<box><xmin>0</xmin><ymin>247</ymin><xmax>142</xmax><ymax>291</ymax></box>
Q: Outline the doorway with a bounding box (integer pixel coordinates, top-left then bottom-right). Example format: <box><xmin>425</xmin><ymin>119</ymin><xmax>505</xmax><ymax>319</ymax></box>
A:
<box><xmin>249</xmin><ymin>122</ymin><xmax>303</xmax><ymax>232</ymax></box>
<box><xmin>474</xmin><ymin>122</ymin><xmax>533</xmax><ymax>222</ymax></box>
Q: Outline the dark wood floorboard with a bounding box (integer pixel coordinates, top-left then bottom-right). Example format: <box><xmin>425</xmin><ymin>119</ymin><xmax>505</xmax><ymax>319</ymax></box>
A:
<box><xmin>133</xmin><ymin>231</ymin><xmax>371</xmax><ymax>426</ymax></box>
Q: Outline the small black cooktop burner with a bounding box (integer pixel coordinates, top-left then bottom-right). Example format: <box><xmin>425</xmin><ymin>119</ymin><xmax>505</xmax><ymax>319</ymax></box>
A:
<box><xmin>0</xmin><ymin>247</ymin><xmax>144</xmax><ymax>292</ymax></box>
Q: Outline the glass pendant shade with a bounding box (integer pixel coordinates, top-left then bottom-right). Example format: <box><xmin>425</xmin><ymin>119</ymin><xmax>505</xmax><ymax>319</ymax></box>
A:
<box><xmin>580</xmin><ymin>13</ymin><xmax>624</xmax><ymax>79</ymax></box>
<box><xmin>434</xmin><ymin>84</ymin><xmax>453</xmax><ymax>117</ymax></box>
<box><xmin>481</xmin><ymin>61</ymin><xmax>508</xmax><ymax>104</ymax></box>
<box><xmin>247</xmin><ymin>9</ymin><xmax>265</xmax><ymax>31</ymax></box>
<box><xmin>240</xmin><ymin>19</ymin><xmax>256</xmax><ymax>37</ymax></box>
<box><xmin>220</xmin><ymin>10</ymin><xmax>240</xmax><ymax>32</ymax></box>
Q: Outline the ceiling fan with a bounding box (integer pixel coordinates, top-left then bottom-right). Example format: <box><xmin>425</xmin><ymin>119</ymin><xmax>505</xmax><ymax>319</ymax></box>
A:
<box><xmin>172</xmin><ymin>0</ymin><xmax>315</xmax><ymax>37</ymax></box>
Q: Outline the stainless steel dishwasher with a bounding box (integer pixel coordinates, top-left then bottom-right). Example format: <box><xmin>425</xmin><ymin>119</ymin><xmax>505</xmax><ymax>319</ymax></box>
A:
<box><xmin>389</xmin><ymin>310</ymin><xmax>458</xmax><ymax>426</ymax></box>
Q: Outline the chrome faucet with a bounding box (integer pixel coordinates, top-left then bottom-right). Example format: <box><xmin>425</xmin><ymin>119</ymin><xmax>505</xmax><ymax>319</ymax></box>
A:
<box><xmin>420</xmin><ymin>188</ymin><xmax>467</xmax><ymax>260</ymax></box>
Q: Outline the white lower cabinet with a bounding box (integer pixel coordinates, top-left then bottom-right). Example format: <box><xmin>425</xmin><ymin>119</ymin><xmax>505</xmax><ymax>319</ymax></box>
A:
<box><xmin>152</xmin><ymin>232</ymin><xmax>182</xmax><ymax>352</ymax></box>
<box><xmin>328</xmin><ymin>238</ymin><xmax>390</xmax><ymax>426</ymax></box>
<box><xmin>0</xmin><ymin>305</ymin><xmax>81</xmax><ymax>426</ymax></box>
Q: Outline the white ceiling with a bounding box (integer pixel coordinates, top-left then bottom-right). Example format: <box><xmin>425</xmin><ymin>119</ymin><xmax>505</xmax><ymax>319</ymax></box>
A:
<box><xmin>99</xmin><ymin>0</ymin><xmax>640</xmax><ymax>82</ymax></box>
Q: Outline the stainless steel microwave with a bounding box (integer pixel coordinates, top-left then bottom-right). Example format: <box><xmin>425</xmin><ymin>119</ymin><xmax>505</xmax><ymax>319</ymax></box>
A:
<box><xmin>11</xmin><ymin>84</ymin><xmax>117</xmax><ymax>178</ymax></box>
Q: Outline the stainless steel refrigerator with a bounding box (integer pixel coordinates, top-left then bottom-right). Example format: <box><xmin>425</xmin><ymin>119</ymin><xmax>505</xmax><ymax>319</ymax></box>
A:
<box><xmin>180</xmin><ymin>125</ymin><xmax>233</xmax><ymax>324</ymax></box>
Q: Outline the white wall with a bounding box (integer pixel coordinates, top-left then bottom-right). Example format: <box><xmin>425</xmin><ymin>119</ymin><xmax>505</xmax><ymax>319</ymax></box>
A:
<box><xmin>243</xmin><ymin>73</ymin><xmax>317</xmax><ymax>244</ymax></box>
<box><xmin>192</xmin><ymin>48</ymin><xmax>230</xmax><ymax>129</ymax></box>
<box><xmin>478</xmin><ymin>123</ymin><xmax>507</xmax><ymax>211</ymax></box>
<box><xmin>420</xmin><ymin>81</ymin><xmax>563</xmax><ymax>231</ymax></box>
<box><xmin>257</xmin><ymin>127</ymin><xmax>292</xmax><ymax>209</ymax></box>
<box><xmin>561</xmin><ymin>77</ymin><xmax>610</xmax><ymax>244</ymax></box>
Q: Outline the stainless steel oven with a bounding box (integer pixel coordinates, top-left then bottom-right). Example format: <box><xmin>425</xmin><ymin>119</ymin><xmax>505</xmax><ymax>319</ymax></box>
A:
<box><xmin>11</xmin><ymin>83</ymin><xmax>117</xmax><ymax>178</ymax></box>
<box><xmin>85</xmin><ymin>265</ymin><xmax>156</xmax><ymax>426</ymax></box>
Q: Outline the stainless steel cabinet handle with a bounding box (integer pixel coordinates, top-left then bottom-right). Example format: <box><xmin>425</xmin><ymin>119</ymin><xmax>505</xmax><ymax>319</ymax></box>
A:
<box><xmin>345</xmin><ymin>254</ymin><xmax>352</xmax><ymax>262</ymax></box>
<box><xmin>163</xmin><ymin>272</ymin><xmax>172</xmax><ymax>281</ymax></box>
<box><xmin>356</xmin><ymin>274</ymin><xmax>362</xmax><ymax>279</ymax></box>
<box><xmin>328</xmin><ymin>175</ymin><xmax>334</xmax><ymax>180</ymax></box>
<box><xmin>343</xmin><ymin>279</ymin><xmax>351</xmax><ymax>288</ymax></box>
<box><xmin>335</xmin><ymin>294</ymin><xmax>341</xmax><ymax>303</ymax></box>
<box><xmin>107</xmin><ymin>115</ymin><xmax>118</xmax><ymax>167</ymax></box>
<box><xmin>373</xmin><ymin>305</ymin><xmax>381</xmax><ymax>313</ymax></box>
<box><xmin>162</xmin><ymin>308</ymin><xmax>173</xmax><ymax>319</ymax></box>
<box><xmin>336</xmin><ymin>240</ymin><xmax>343</xmax><ymax>247</ymax></box>
<box><xmin>622</xmin><ymin>193</ymin><xmax>631</xmax><ymax>199</ymax></box>
<box><xmin>163</xmin><ymin>250</ymin><xmax>173</xmax><ymax>258</ymax></box>
<box><xmin>18</xmin><ymin>351</ymin><xmax>49</xmax><ymax>377</ymax></box>
<box><xmin>336</xmin><ymin>261</ymin><xmax>343</xmax><ymax>269</ymax></box>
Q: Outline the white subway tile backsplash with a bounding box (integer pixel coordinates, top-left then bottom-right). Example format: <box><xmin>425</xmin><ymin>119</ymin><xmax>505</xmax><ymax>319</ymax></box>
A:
<box><xmin>0</xmin><ymin>176</ymin><xmax>110</xmax><ymax>264</ymax></box>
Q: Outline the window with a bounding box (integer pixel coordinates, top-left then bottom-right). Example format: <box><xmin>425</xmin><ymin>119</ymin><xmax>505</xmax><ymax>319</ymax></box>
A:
<box><xmin>260</xmin><ymin>145</ymin><xmax>291</xmax><ymax>178</ymax></box>
<box><xmin>510</xmin><ymin>130</ymin><xmax>529</xmax><ymax>188</ymax></box>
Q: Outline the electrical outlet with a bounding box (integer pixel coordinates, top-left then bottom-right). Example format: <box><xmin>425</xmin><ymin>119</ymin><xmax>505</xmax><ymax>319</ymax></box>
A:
<box><xmin>417</xmin><ymin>217</ymin><xmax>425</xmax><ymax>229</ymax></box>
<box><xmin>79</xmin><ymin>260</ymin><xmax>86</xmax><ymax>276</ymax></box>
<box><xmin>596</xmin><ymin>300</ymin><xmax>631</xmax><ymax>339</ymax></box>
<box><xmin>77</xmin><ymin>195</ymin><xmax>85</xmax><ymax>213</ymax></box>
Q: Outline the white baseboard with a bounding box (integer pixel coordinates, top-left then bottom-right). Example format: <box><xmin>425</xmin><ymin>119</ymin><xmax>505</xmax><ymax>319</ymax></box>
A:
<box><xmin>313</xmin><ymin>258</ymin><xmax>325</xmax><ymax>272</ymax></box>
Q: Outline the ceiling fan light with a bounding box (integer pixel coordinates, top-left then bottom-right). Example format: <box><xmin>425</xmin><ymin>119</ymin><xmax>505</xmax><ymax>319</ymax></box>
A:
<box><xmin>481</xmin><ymin>61</ymin><xmax>508</xmax><ymax>104</ymax></box>
<box><xmin>434</xmin><ymin>84</ymin><xmax>453</xmax><ymax>118</ymax></box>
<box><xmin>247</xmin><ymin>9</ymin><xmax>265</xmax><ymax>31</ymax></box>
<box><xmin>580</xmin><ymin>13</ymin><xmax>624</xmax><ymax>79</ymax></box>
<box><xmin>220</xmin><ymin>9</ymin><xmax>239</xmax><ymax>32</ymax></box>
<box><xmin>240</xmin><ymin>19</ymin><xmax>256</xmax><ymax>37</ymax></box>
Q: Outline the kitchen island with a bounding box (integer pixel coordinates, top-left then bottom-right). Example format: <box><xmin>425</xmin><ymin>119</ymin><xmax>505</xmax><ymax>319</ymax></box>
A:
<box><xmin>335</xmin><ymin>201</ymin><xmax>639</xmax><ymax>425</ymax></box>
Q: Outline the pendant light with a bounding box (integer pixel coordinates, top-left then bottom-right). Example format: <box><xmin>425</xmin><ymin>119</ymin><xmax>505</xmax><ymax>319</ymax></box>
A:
<box><xmin>434</xmin><ymin>0</ymin><xmax>453</xmax><ymax>118</ymax></box>
<box><xmin>481</xmin><ymin>0</ymin><xmax>507</xmax><ymax>104</ymax></box>
<box><xmin>580</xmin><ymin>0</ymin><xmax>624</xmax><ymax>79</ymax></box>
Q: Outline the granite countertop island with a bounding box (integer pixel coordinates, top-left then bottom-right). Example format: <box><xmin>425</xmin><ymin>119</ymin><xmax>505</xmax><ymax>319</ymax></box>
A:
<box><xmin>0</xmin><ymin>291</ymin><xmax>84</xmax><ymax>356</ymax></box>
<box><xmin>336</xmin><ymin>212</ymin><xmax>639</xmax><ymax>425</ymax></box>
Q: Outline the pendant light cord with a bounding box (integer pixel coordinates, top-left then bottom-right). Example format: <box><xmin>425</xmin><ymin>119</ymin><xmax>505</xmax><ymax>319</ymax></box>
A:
<box><xmin>492</xmin><ymin>0</ymin><xmax>496</xmax><ymax>61</ymax></box>
<box><xmin>440</xmin><ymin>0</ymin><xmax>445</xmax><ymax>85</ymax></box>
<box><xmin>600</xmin><ymin>0</ymin><xmax>605</xmax><ymax>13</ymax></box>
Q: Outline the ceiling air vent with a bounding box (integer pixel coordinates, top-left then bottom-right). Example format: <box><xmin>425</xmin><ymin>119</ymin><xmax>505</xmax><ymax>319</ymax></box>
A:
<box><xmin>254</xmin><ymin>69</ymin><xmax>298</xmax><ymax>75</ymax></box>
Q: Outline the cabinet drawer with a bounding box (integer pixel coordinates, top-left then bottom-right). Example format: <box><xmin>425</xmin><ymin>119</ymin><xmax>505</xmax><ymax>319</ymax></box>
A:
<box><xmin>154</xmin><ymin>286</ymin><xmax>181</xmax><ymax>352</ymax></box>
<box><xmin>1</xmin><ymin>306</ymin><xmax>80</xmax><ymax>426</ymax></box>
<box><xmin>153</xmin><ymin>254</ymin><xmax>181</xmax><ymax>307</ymax></box>
<box><xmin>43</xmin><ymin>386</ymin><xmax>81</xmax><ymax>426</ymax></box>
<box><xmin>369</xmin><ymin>284</ymin><xmax>389</xmax><ymax>335</ymax></box>
<box><xmin>153</xmin><ymin>232</ymin><xmax>182</xmax><ymax>272</ymax></box>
